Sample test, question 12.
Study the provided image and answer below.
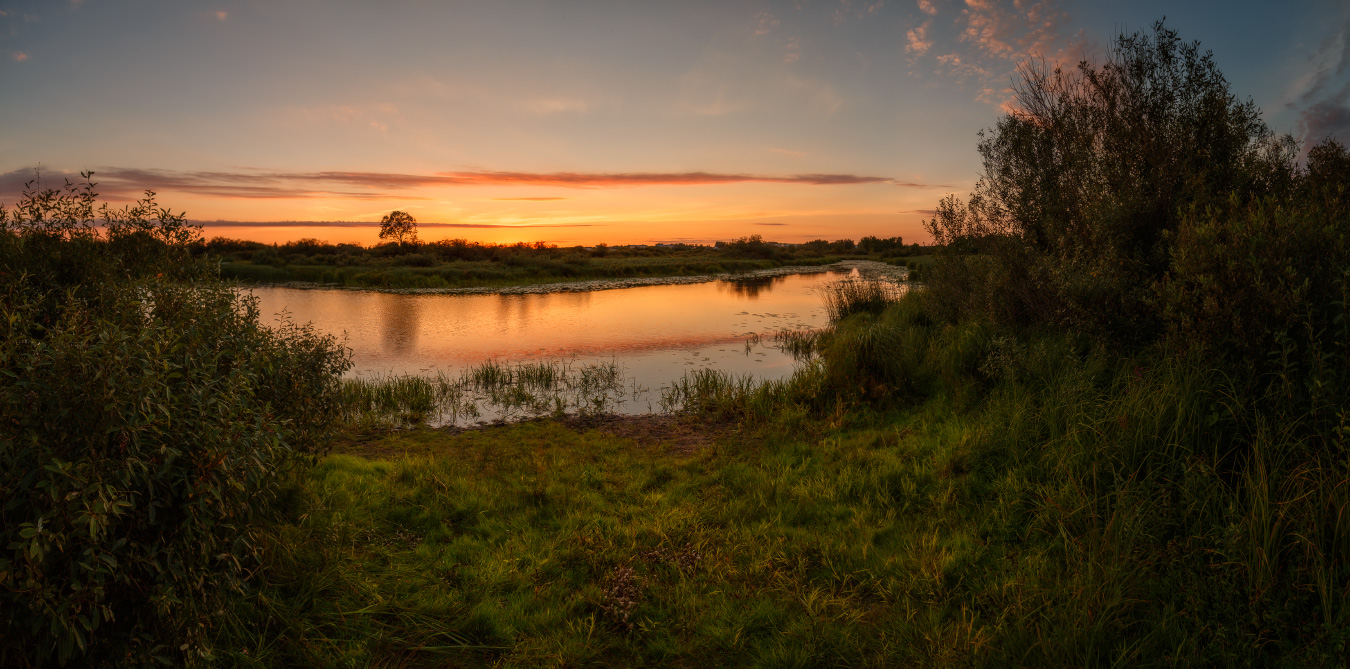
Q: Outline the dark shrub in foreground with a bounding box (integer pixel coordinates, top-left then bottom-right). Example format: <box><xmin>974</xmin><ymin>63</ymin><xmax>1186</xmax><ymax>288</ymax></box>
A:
<box><xmin>0</xmin><ymin>176</ymin><xmax>350</xmax><ymax>666</ymax></box>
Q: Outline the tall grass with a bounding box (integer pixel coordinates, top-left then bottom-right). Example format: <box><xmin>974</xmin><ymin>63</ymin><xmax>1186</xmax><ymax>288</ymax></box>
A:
<box><xmin>822</xmin><ymin>278</ymin><xmax>904</xmax><ymax>321</ymax></box>
<box><xmin>339</xmin><ymin>358</ymin><xmax>631</xmax><ymax>428</ymax></box>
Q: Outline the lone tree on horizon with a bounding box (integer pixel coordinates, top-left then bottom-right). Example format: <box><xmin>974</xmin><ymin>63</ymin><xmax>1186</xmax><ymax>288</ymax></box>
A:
<box><xmin>379</xmin><ymin>210</ymin><xmax>418</xmax><ymax>246</ymax></box>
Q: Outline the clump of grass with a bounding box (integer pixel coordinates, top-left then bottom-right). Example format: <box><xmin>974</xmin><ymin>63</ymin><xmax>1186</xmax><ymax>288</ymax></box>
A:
<box><xmin>773</xmin><ymin>328</ymin><xmax>820</xmax><ymax>361</ymax></box>
<box><xmin>341</xmin><ymin>358</ymin><xmax>632</xmax><ymax>428</ymax></box>
<box><xmin>822</xmin><ymin>278</ymin><xmax>903</xmax><ymax>321</ymax></box>
<box><xmin>340</xmin><ymin>375</ymin><xmax>438</xmax><ymax>427</ymax></box>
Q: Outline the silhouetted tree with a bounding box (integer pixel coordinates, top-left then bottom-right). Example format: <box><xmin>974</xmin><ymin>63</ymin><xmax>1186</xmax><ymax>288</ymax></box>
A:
<box><xmin>379</xmin><ymin>210</ymin><xmax>419</xmax><ymax>246</ymax></box>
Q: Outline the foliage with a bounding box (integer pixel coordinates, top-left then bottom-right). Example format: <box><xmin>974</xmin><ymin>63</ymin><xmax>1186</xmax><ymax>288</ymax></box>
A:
<box><xmin>716</xmin><ymin>234</ymin><xmax>779</xmax><ymax>259</ymax></box>
<box><xmin>204</xmin><ymin>235</ymin><xmax>887</xmax><ymax>290</ymax></box>
<box><xmin>216</xmin><ymin>297</ymin><xmax>1350</xmax><ymax>663</ymax></box>
<box><xmin>924</xmin><ymin>20</ymin><xmax>1298</xmax><ymax>339</ymax></box>
<box><xmin>921</xmin><ymin>20</ymin><xmax>1350</xmax><ymax>427</ymax></box>
<box><xmin>0</xmin><ymin>174</ymin><xmax>350</xmax><ymax>666</ymax></box>
<box><xmin>378</xmin><ymin>210</ymin><xmax>419</xmax><ymax>246</ymax></box>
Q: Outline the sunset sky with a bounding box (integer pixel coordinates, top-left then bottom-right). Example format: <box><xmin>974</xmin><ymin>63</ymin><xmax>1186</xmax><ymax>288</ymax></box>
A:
<box><xmin>2</xmin><ymin>1</ymin><xmax>1347</xmax><ymax>246</ymax></box>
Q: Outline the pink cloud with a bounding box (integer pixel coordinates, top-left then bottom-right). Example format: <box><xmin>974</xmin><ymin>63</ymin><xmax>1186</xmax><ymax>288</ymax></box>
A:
<box><xmin>907</xmin><ymin>0</ymin><xmax>1090</xmax><ymax>106</ymax></box>
<box><xmin>906</xmin><ymin>21</ymin><xmax>933</xmax><ymax>55</ymax></box>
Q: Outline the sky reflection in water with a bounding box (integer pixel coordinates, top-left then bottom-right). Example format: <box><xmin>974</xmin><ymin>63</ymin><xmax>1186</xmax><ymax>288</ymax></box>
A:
<box><xmin>248</xmin><ymin>271</ymin><xmax>855</xmax><ymax>415</ymax></box>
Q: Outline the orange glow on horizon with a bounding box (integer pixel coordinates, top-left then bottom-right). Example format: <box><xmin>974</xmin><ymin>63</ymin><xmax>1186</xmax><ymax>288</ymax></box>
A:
<box><xmin>202</xmin><ymin>212</ymin><xmax>932</xmax><ymax>247</ymax></box>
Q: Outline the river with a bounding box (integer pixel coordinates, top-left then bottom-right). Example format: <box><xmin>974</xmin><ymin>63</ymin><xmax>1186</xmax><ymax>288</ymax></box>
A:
<box><xmin>246</xmin><ymin>268</ymin><xmax>875</xmax><ymax>420</ymax></box>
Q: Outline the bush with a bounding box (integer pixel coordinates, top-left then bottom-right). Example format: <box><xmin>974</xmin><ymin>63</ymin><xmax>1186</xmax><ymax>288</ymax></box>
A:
<box><xmin>0</xmin><ymin>174</ymin><xmax>350</xmax><ymax>665</ymax></box>
<box><xmin>924</xmin><ymin>20</ymin><xmax>1297</xmax><ymax>339</ymax></box>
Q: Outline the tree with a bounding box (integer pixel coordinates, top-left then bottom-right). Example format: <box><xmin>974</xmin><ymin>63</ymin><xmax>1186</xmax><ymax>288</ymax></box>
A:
<box><xmin>379</xmin><ymin>210</ymin><xmax>418</xmax><ymax>246</ymax></box>
<box><xmin>924</xmin><ymin>20</ymin><xmax>1297</xmax><ymax>337</ymax></box>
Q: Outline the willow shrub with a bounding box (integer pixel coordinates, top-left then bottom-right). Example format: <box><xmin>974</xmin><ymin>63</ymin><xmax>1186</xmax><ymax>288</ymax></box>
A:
<box><xmin>0</xmin><ymin>175</ymin><xmax>350</xmax><ymax>666</ymax></box>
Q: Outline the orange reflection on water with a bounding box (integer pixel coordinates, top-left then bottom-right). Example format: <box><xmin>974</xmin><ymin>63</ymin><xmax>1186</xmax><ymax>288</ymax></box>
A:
<box><xmin>247</xmin><ymin>271</ymin><xmax>849</xmax><ymax>379</ymax></box>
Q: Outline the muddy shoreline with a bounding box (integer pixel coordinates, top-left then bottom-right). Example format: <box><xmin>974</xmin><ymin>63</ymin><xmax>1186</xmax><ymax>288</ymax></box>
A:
<box><xmin>242</xmin><ymin>259</ymin><xmax>908</xmax><ymax>296</ymax></box>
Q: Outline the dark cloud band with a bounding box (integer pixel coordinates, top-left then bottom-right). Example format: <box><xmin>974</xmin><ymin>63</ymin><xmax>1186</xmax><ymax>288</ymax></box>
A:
<box><xmin>0</xmin><ymin>166</ymin><xmax>938</xmax><ymax>202</ymax></box>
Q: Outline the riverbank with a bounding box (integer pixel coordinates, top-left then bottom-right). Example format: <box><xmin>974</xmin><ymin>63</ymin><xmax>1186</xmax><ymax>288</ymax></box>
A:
<box><xmin>234</xmin><ymin>259</ymin><xmax>916</xmax><ymax>296</ymax></box>
<box><xmin>211</xmin><ymin>290</ymin><xmax>1350</xmax><ymax>666</ymax></box>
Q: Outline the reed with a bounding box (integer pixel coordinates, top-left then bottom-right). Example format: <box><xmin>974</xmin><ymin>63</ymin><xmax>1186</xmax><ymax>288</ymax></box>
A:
<box><xmin>822</xmin><ymin>278</ymin><xmax>903</xmax><ymax>321</ymax></box>
<box><xmin>338</xmin><ymin>358</ymin><xmax>633</xmax><ymax>428</ymax></box>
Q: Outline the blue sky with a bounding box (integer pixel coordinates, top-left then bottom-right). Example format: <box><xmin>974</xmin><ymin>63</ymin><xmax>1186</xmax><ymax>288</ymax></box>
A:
<box><xmin>2</xmin><ymin>0</ymin><xmax>1346</xmax><ymax>245</ymax></box>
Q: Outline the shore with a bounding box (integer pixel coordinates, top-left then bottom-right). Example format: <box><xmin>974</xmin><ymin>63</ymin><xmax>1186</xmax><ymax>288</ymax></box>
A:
<box><xmin>237</xmin><ymin>259</ymin><xmax>910</xmax><ymax>296</ymax></box>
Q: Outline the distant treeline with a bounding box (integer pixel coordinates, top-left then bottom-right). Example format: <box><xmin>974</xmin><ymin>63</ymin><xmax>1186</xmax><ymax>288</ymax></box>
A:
<box><xmin>197</xmin><ymin>233</ymin><xmax>929</xmax><ymax>289</ymax></box>
<box><xmin>197</xmin><ymin>233</ymin><xmax>919</xmax><ymax>265</ymax></box>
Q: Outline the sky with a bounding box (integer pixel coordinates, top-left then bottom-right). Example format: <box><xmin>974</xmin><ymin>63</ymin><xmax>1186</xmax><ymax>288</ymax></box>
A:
<box><xmin>2</xmin><ymin>0</ymin><xmax>1347</xmax><ymax>246</ymax></box>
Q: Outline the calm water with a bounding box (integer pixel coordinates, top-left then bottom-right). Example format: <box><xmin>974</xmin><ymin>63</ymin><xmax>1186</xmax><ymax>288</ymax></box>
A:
<box><xmin>247</xmin><ymin>270</ymin><xmax>857</xmax><ymax>416</ymax></box>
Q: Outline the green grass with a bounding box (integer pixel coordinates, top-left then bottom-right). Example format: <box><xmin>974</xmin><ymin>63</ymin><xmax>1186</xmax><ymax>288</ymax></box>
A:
<box><xmin>213</xmin><ymin>293</ymin><xmax>1350</xmax><ymax>666</ymax></box>
<box><xmin>219</xmin><ymin>255</ymin><xmax>859</xmax><ymax>291</ymax></box>
<box><xmin>339</xmin><ymin>359</ymin><xmax>633</xmax><ymax>430</ymax></box>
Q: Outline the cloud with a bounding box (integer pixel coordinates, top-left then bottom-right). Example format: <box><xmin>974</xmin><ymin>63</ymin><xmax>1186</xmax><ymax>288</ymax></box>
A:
<box><xmin>492</xmin><ymin>197</ymin><xmax>568</xmax><ymax>201</ymax></box>
<box><xmin>906</xmin><ymin>0</ymin><xmax>1089</xmax><ymax>107</ymax></box>
<box><xmin>428</xmin><ymin>170</ymin><xmax>901</xmax><ymax>187</ymax></box>
<box><xmin>833</xmin><ymin>0</ymin><xmax>886</xmax><ymax>25</ymax></box>
<box><xmin>753</xmin><ymin>222</ymin><xmax>787</xmax><ymax>226</ymax></box>
<box><xmin>12</xmin><ymin>52</ymin><xmax>28</xmax><ymax>62</ymax></box>
<box><xmin>523</xmin><ymin>97</ymin><xmax>591</xmax><ymax>116</ymax></box>
<box><xmin>906</xmin><ymin>20</ymin><xmax>932</xmax><ymax>55</ymax></box>
<box><xmin>1290</xmin><ymin>22</ymin><xmax>1350</xmax><ymax>149</ymax></box>
<box><xmin>0</xmin><ymin>167</ymin><xmax>931</xmax><ymax>203</ymax></box>
<box><xmin>284</xmin><ymin>103</ymin><xmax>399</xmax><ymax>131</ymax></box>
<box><xmin>753</xmin><ymin>10</ymin><xmax>779</xmax><ymax>36</ymax></box>
<box><xmin>1299</xmin><ymin>91</ymin><xmax>1350</xmax><ymax>148</ymax></box>
<box><xmin>198</xmin><ymin>220</ymin><xmax>597</xmax><ymax>229</ymax></box>
<box><xmin>214</xmin><ymin>10</ymin><xmax>227</xmax><ymax>21</ymax></box>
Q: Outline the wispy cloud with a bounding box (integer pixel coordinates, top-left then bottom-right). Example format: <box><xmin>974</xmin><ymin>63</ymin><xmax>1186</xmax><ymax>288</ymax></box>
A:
<box><xmin>906</xmin><ymin>0</ymin><xmax>1089</xmax><ymax>107</ymax></box>
<box><xmin>522</xmin><ymin>97</ymin><xmax>591</xmax><ymax>116</ymax></box>
<box><xmin>1289</xmin><ymin>21</ymin><xmax>1350</xmax><ymax>149</ymax></box>
<box><xmin>753</xmin><ymin>10</ymin><xmax>779</xmax><ymax>36</ymax></box>
<box><xmin>283</xmin><ymin>103</ymin><xmax>399</xmax><ymax>131</ymax></box>
<box><xmin>906</xmin><ymin>21</ymin><xmax>932</xmax><ymax>55</ymax></box>
<box><xmin>214</xmin><ymin>10</ymin><xmax>227</xmax><ymax>21</ymax></box>
<box><xmin>198</xmin><ymin>220</ymin><xmax>596</xmax><ymax>229</ymax></box>
<box><xmin>0</xmin><ymin>167</ymin><xmax>934</xmax><ymax>202</ymax></box>
<box><xmin>11</xmin><ymin>51</ymin><xmax>28</xmax><ymax>62</ymax></box>
<box><xmin>753</xmin><ymin>222</ymin><xmax>787</xmax><ymax>226</ymax></box>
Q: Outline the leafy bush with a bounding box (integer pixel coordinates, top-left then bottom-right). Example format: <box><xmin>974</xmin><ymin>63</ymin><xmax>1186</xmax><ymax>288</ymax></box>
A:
<box><xmin>924</xmin><ymin>20</ymin><xmax>1297</xmax><ymax>339</ymax></box>
<box><xmin>922</xmin><ymin>22</ymin><xmax>1350</xmax><ymax>416</ymax></box>
<box><xmin>0</xmin><ymin>174</ymin><xmax>350</xmax><ymax>666</ymax></box>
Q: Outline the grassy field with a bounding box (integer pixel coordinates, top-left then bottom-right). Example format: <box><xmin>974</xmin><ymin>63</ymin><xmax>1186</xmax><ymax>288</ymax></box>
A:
<box><xmin>213</xmin><ymin>289</ymin><xmax>1350</xmax><ymax>666</ymax></box>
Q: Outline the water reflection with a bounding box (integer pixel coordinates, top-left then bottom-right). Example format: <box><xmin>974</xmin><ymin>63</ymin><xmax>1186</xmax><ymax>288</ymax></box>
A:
<box><xmin>718</xmin><ymin>274</ymin><xmax>787</xmax><ymax>298</ymax></box>
<box><xmin>248</xmin><ymin>272</ymin><xmax>848</xmax><ymax>402</ymax></box>
<box><xmin>379</xmin><ymin>293</ymin><xmax>419</xmax><ymax>352</ymax></box>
